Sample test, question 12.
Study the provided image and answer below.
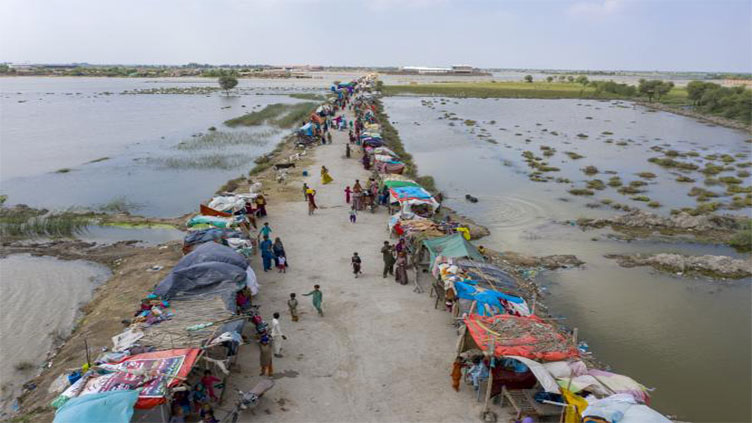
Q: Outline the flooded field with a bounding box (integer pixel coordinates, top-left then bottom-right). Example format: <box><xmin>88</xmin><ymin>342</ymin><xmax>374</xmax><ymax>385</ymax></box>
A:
<box><xmin>384</xmin><ymin>96</ymin><xmax>752</xmax><ymax>422</ymax></box>
<box><xmin>0</xmin><ymin>254</ymin><xmax>111</xmax><ymax>416</ymax></box>
<box><xmin>0</xmin><ymin>76</ymin><xmax>351</xmax><ymax>216</ymax></box>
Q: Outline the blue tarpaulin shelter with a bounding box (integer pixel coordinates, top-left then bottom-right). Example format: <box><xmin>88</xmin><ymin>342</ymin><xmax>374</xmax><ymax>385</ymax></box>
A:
<box><xmin>54</xmin><ymin>390</ymin><xmax>139</xmax><ymax>423</ymax></box>
<box><xmin>454</xmin><ymin>280</ymin><xmax>524</xmax><ymax>316</ymax></box>
<box><xmin>299</xmin><ymin>122</ymin><xmax>314</xmax><ymax>136</ymax></box>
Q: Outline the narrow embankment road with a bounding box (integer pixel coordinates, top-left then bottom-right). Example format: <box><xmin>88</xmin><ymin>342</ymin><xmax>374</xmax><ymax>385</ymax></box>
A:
<box><xmin>227</xmin><ymin>108</ymin><xmax>505</xmax><ymax>422</ymax></box>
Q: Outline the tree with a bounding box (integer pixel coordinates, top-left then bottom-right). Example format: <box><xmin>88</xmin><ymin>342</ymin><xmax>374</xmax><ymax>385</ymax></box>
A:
<box><xmin>524</xmin><ymin>75</ymin><xmax>533</xmax><ymax>83</ymax></box>
<box><xmin>566</xmin><ymin>75</ymin><xmax>575</xmax><ymax>83</ymax></box>
<box><xmin>546</xmin><ymin>76</ymin><xmax>554</xmax><ymax>83</ymax></box>
<box><xmin>638</xmin><ymin>79</ymin><xmax>674</xmax><ymax>102</ymax></box>
<box><xmin>218</xmin><ymin>74</ymin><xmax>238</xmax><ymax>96</ymax></box>
<box><xmin>575</xmin><ymin>75</ymin><xmax>589</xmax><ymax>86</ymax></box>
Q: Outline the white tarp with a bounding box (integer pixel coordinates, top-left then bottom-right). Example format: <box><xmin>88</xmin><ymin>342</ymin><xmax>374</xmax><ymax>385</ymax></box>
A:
<box><xmin>583</xmin><ymin>394</ymin><xmax>671</xmax><ymax>423</ymax></box>
<box><xmin>503</xmin><ymin>356</ymin><xmax>561</xmax><ymax>394</ymax></box>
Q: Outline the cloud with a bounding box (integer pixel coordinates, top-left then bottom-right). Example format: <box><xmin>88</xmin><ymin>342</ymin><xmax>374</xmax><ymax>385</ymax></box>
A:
<box><xmin>568</xmin><ymin>0</ymin><xmax>625</xmax><ymax>17</ymax></box>
<box><xmin>367</xmin><ymin>0</ymin><xmax>450</xmax><ymax>11</ymax></box>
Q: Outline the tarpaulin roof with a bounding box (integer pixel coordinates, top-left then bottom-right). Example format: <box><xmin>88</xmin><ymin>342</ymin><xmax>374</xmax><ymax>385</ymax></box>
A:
<box><xmin>454</xmin><ymin>280</ymin><xmax>525</xmax><ymax>316</ymax></box>
<box><xmin>299</xmin><ymin>122</ymin><xmax>314</xmax><ymax>136</ymax></box>
<box><xmin>464</xmin><ymin>314</ymin><xmax>579</xmax><ymax>362</ymax></box>
<box><xmin>583</xmin><ymin>394</ymin><xmax>670</xmax><ymax>423</ymax></box>
<box><xmin>382</xmin><ymin>180</ymin><xmax>420</xmax><ymax>189</ymax></box>
<box><xmin>81</xmin><ymin>348</ymin><xmax>201</xmax><ymax>409</ymax></box>
<box><xmin>454</xmin><ymin>259</ymin><xmax>522</xmax><ymax>296</ymax></box>
<box><xmin>422</xmin><ymin>233</ymin><xmax>484</xmax><ymax>265</ymax></box>
<box><xmin>153</xmin><ymin>261</ymin><xmax>250</xmax><ymax>311</ymax></box>
<box><xmin>54</xmin><ymin>390</ymin><xmax>139</xmax><ymax>423</ymax></box>
<box><xmin>183</xmin><ymin>228</ymin><xmax>246</xmax><ymax>248</ymax></box>
<box><xmin>390</xmin><ymin>186</ymin><xmax>433</xmax><ymax>201</ymax></box>
<box><xmin>174</xmin><ymin>242</ymin><xmax>248</xmax><ymax>272</ymax></box>
<box><xmin>373</xmin><ymin>146</ymin><xmax>399</xmax><ymax>157</ymax></box>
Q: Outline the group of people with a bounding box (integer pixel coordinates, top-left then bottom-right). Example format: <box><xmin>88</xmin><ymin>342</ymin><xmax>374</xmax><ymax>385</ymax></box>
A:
<box><xmin>168</xmin><ymin>370</ymin><xmax>223</xmax><ymax>423</ymax></box>
<box><xmin>258</xmin><ymin>223</ymin><xmax>288</xmax><ymax>273</ymax></box>
<box><xmin>381</xmin><ymin>239</ymin><xmax>410</xmax><ymax>285</ymax></box>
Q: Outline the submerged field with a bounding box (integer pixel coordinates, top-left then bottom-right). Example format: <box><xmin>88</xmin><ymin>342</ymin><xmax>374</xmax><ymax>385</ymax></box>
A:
<box><xmin>383</xmin><ymin>96</ymin><xmax>752</xmax><ymax>422</ymax></box>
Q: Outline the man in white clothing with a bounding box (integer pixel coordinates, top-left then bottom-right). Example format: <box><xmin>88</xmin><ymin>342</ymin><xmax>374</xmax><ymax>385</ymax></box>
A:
<box><xmin>271</xmin><ymin>312</ymin><xmax>286</xmax><ymax>357</ymax></box>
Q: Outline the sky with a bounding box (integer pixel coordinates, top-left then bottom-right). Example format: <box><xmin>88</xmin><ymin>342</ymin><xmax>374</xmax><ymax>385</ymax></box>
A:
<box><xmin>1</xmin><ymin>0</ymin><xmax>750</xmax><ymax>72</ymax></box>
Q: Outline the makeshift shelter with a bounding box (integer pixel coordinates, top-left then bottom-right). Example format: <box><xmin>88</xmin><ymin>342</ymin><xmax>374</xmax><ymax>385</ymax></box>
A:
<box><xmin>72</xmin><ymin>349</ymin><xmax>201</xmax><ymax>409</ymax></box>
<box><xmin>389</xmin><ymin>186</ymin><xmax>439</xmax><ymax>214</ymax></box>
<box><xmin>299</xmin><ymin>122</ymin><xmax>314</xmax><ymax>137</ymax></box>
<box><xmin>463</xmin><ymin>314</ymin><xmax>579</xmax><ymax>362</ymax></box>
<box><xmin>422</xmin><ymin>233</ymin><xmax>484</xmax><ymax>270</ymax></box>
<box><xmin>53</xmin><ymin>390</ymin><xmax>139</xmax><ymax>423</ymax></box>
<box><xmin>174</xmin><ymin>242</ymin><xmax>248</xmax><ymax>272</ymax></box>
<box><xmin>454</xmin><ymin>259</ymin><xmax>522</xmax><ymax>297</ymax></box>
<box><xmin>453</xmin><ymin>281</ymin><xmax>528</xmax><ymax>317</ymax></box>
<box><xmin>153</xmin><ymin>261</ymin><xmax>254</xmax><ymax>311</ymax></box>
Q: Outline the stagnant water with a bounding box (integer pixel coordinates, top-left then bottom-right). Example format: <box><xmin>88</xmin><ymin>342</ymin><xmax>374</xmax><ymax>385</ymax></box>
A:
<box><xmin>384</xmin><ymin>96</ymin><xmax>752</xmax><ymax>422</ymax></box>
<box><xmin>0</xmin><ymin>76</ymin><xmax>353</xmax><ymax>216</ymax></box>
<box><xmin>0</xmin><ymin>255</ymin><xmax>111</xmax><ymax>415</ymax></box>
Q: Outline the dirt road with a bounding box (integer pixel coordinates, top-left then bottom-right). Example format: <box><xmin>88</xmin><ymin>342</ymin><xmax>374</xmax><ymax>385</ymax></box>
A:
<box><xmin>226</xmin><ymin>109</ymin><xmax>508</xmax><ymax>422</ymax></box>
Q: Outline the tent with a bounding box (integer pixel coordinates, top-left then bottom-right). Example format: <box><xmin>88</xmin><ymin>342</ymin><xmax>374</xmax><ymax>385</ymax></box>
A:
<box><xmin>422</xmin><ymin>233</ymin><xmax>484</xmax><ymax>267</ymax></box>
<box><xmin>382</xmin><ymin>179</ymin><xmax>420</xmax><ymax>189</ymax></box>
<box><xmin>389</xmin><ymin>186</ymin><xmax>439</xmax><ymax>212</ymax></box>
<box><xmin>373</xmin><ymin>146</ymin><xmax>399</xmax><ymax>157</ymax></box>
<box><xmin>464</xmin><ymin>314</ymin><xmax>580</xmax><ymax>362</ymax></box>
<box><xmin>174</xmin><ymin>242</ymin><xmax>248</xmax><ymax>272</ymax></box>
<box><xmin>54</xmin><ymin>390</ymin><xmax>139</xmax><ymax>423</ymax></box>
<box><xmin>454</xmin><ymin>259</ymin><xmax>522</xmax><ymax>296</ymax></box>
<box><xmin>153</xmin><ymin>261</ymin><xmax>250</xmax><ymax>311</ymax></box>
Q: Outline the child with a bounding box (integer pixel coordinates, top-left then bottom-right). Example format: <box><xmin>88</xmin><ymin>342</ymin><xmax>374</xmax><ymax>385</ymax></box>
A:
<box><xmin>344</xmin><ymin>186</ymin><xmax>352</xmax><ymax>203</ymax></box>
<box><xmin>260</xmin><ymin>222</ymin><xmax>272</xmax><ymax>238</ymax></box>
<box><xmin>276</xmin><ymin>255</ymin><xmax>287</xmax><ymax>273</ymax></box>
<box><xmin>351</xmin><ymin>252</ymin><xmax>362</xmax><ymax>278</ymax></box>
<box><xmin>201</xmin><ymin>370</ymin><xmax>221</xmax><ymax>402</ymax></box>
<box><xmin>288</xmin><ymin>293</ymin><xmax>299</xmax><ymax>322</ymax></box>
<box><xmin>349</xmin><ymin>207</ymin><xmax>357</xmax><ymax>224</ymax></box>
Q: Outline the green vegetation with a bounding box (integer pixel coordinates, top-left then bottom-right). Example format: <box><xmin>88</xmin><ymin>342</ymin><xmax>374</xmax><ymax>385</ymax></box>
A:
<box><xmin>225</xmin><ymin>102</ymin><xmax>317</xmax><ymax>128</ymax></box>
<box><xmin>98</xmin><ymin>196</ymin><xmax>141</xmax><ymax>213</ymax></box>
<box><xmin>569</xmin><ymin>188</ymin><xmax>595</xmax><ymax>196</ymax></box>
<box><xmin>565</xmin><ymin>151</ymin><xmax>585</xmax><ymax>160</ymax></box>
<box><xmin>177</xmin><ymin>130</ymin><xmax>277</xmax><ymax>150</ymax></box>
<box><xmin>618</xmin><ymin>185</ymin><xmax>644</xmax><ymax>195</ymax></box>
<box><xmin>524</xmin><ymin>75</ymin><xmax>533</xmax><ymax>83</ymax></box>
<box><xmin>637</xmin><ymin>79</ymin><xmax>675</xmax><ymax>102</ymax></box>
<box><xmin>631</xmin><ymin>195</ymin><xmax>651</xmax><ymax>202</ymax></box>
<box><xmin>719</xmin><ymin>176</ymin><xmax>743</xmax><ymax>185</ymax></box>
<box><xmin>218</xmin><ymin>74</ymin><xmax>238</xmax><ymax>95</ymax></box>
<box><xmin>686</xmin><ymin>81</ymin><xmax>752</xmax><ymax>125</ymax></box>
<box><xmin>156</xmin><ymin>153</ymin><xmax>253</xmax><ymax>170</ymax></box>
<box><xmin>636</xmin><ymin>172</ymin><xmax>656</xmax><ymax>179</ymax></box>
<box><xmin>382</xmin><ymin>81</ymin><xmax>630</xmax><ymax>100</ymax></box>
<box><xmin>586</xmin><ymin>179</ymin><xmax>606</xmax><ymax>190</ymax></box>
<box><xmin>676</xmin><ymin>175</ymin><xmax>696</xmax><ymax>183</ymax></box>
<box><xmin>0</xmin><ymin>211</ymin><xmax>90</xmax><ymax>239</ymax></box>
<box><xmin>289</xmin><ymin>93</ymin><xmax>327</xmax><ymax>101</ymax></box>
<box><xmin>607</xmin><ymin>176</ymin><xmax>623</xmax><ymax>187</ymax></box>
<box><xmin>87</xmin><ymin>157</ymin><xmax>110</xmax><ymax>164</ymax></box>
<box><xmin>647</xmin><ymin>201</ymin><xmax>662</xmax><ymax>208</ymax></box>
<box><xmin>582</xmin><ymin>166</ymin><xmax>599</xmax><ymax>175</ymax></box>
<box><xmin>647</xmin><ymin>157</ymin><xmax>699</xmax><ymax>170</ymax></box>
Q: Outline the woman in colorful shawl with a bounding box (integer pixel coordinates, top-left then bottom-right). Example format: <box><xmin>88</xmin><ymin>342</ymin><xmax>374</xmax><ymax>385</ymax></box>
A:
<box><xmin>306</xmin><ymin>188</ymin><xmax>318</xmax><ymax>215</ymax></box>
<box><xmin>321</xmin><ymin>166</ymin><xmax>333</xmax><ymax>185</ymax></box>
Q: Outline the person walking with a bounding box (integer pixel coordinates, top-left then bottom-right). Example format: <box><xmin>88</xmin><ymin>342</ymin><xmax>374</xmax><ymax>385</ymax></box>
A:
<box><xmin>302</xmin><ymin>285</ymin><xmax>323</xmax><ymax>317</ymax></box>
<box><xmin>259</xmin><ymin>335</ymin><xmax>273</xmax><ymax>376</ymax></box>
<box><xmin>271</xmin><ymin>312</ymin><xmax>286</xmax><ymax>358</ymax></box>
<box><xmin>287</xmin><ymin>293</ymin><xmax>299</xmax><ymax>322</ymax></box>
<box><xmin>260</xmin><ymin>235</ymin><xmax>274</xmax><ymax>272</ymax></box>
<box><xmin>381</xmin><ymin>241</ymin><xmax>395</xmax><ymax>278</ymax></box>
<box><xmin>351</xmin><ymin>252</ymin><xmax>362</xmax><ymax>278</ymax></box>
<box><xmin>273</xmin><ymin>237</ymin><xmax>287</xmax><ymax>271</ymax></box>
<box><xmin>306</xmin><ymin>188</ymin><xmax>318</xmax><ymax>215</ymax></box>
<box><xmin>321</xmin><ymin>166</ymin><xmax>333</xmax><ymax>185</ymax></box>
<box><xmin>349</xmin><ymin>207</ymin><xmax>357</xmax><ymax>224</ymax></box>
<box><xmin>346</xmin><ymin>142</ymin><xmax>351</xmax><ymax>158</ymax></box>
<box><xmin>260</xmin><ymin>222</ymin><xmax>272</xmax><ymax>238</ymax></box>
<box><xmin>326</xmin><ymin>131</ymin><xmax>332</xmax><ymax>144</ymax></box>
<box><xmin>302</xmin><ymin>183</ymin><xmax>309</xmax><ymax>201</ymax></box>
<box><xmin>344</xmin><ymin>186</ymin><xmax>352</xmax><ymax>204</ymax></box>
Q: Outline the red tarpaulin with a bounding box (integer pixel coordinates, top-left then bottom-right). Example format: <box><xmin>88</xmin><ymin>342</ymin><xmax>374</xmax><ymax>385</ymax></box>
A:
<box><xmin>81</xmin><ymin>348</ymin><xmax>201</xmax><ymax>409</ymax></box>
<box><xmin>200</xmin><ymin>204</ymin><xmax>232</xmax><ymax>217</ymax></box>
<box><xmin>464</xmin><ymin>314</ymin><xmax>579</xmax><ymax>362</ymax></box>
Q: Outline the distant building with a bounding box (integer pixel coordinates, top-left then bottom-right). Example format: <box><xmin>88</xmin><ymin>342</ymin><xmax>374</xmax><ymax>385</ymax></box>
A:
<box><xmin>451</xmin><ymin>65</ymin><xmax>475</xmax><ymax>74</ymax></box>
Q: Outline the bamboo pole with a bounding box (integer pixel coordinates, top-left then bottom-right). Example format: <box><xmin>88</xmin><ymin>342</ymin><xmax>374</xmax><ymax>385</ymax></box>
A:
<box><xmin>482</xmin><ymin>337</ymin><xmax>496</xmax><ymax>420</ymax></box>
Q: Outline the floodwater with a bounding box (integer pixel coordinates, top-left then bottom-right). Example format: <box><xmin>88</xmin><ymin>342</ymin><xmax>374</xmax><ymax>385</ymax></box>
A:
<box><xmin>0</xmin><ymin>76</ymin><xmax>353</xmax><ymax>216</ymax></box>
<box><xmin>78</xmin><ymin>225</ymin><xmax>185</xmax><ymax>245</ymax></box>
<box><xmin>0</xmin><ymin>254</ymin><xmax>111</xmax><ymax>415</ymax></box>
<box><xmin>384</xmin><ymin>96</ymin><xmax>752</xmax><ymax>422</ymax></box>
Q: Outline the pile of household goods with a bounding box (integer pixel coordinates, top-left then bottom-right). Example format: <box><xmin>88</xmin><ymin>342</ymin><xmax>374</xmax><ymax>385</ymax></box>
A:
<box><xmin>50</xmin><ymin>239</ymin><xmax>266</xmax><ymax>423</ymax></box>
<box><xmin>351</xmin><ymin>83</ymin><xmax>671</xmax><ymax>423</ymax></box>
<box><xmin>183</xmin><ymin>188</ymin><xmax>268</xmax><ymax>255</ymax></box>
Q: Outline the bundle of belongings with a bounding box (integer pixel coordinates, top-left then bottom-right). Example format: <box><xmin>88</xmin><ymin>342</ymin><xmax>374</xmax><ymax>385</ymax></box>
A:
<box><xmin>183</xmin><ymin>228</ymin><xmax>252</xmax><ymax>256</ymax></box>
<box><xmin>438</xmin><ymin>262</ymin><xmax>530</xmax><ymax>317</ymax></box>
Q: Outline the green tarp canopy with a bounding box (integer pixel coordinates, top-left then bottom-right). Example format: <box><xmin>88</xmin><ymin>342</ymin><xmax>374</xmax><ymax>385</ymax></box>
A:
<box><xmin>422</xmin><ymin>233</ymin><xmax>484</xmax><ymax>267</ymax></box>
<box><xmin>382</xmin><ymin>180</ymin><xmax>421</xmax><ymax>189</ymax></box>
